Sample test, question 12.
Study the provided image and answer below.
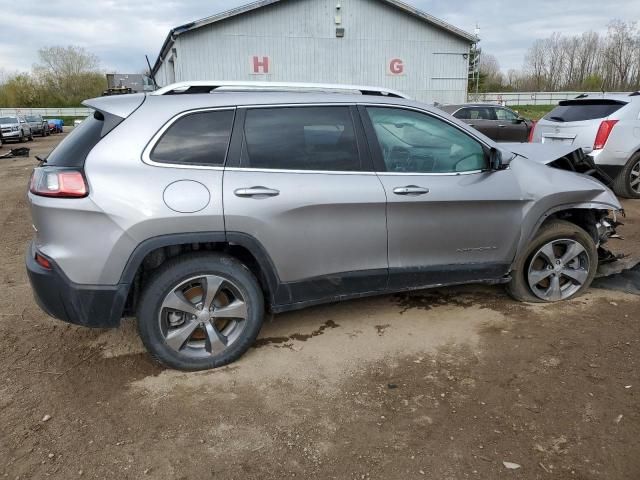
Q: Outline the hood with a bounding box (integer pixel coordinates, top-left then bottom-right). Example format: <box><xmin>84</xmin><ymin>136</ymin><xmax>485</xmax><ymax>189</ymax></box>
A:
<box><xmin>500</xmin><ymin>142</ymin><xmax>582</xmax><ymax>165</ymax></box>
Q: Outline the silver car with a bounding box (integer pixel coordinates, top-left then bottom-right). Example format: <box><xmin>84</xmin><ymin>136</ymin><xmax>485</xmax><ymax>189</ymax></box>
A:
<box><xmin>532</xmin><ymin>93</ymin><xmax>640</xmax><ymax>198</ymax></box>
<box><xmin>25</xmin><ymin>114</ymin><xmax>50</xmax><ymax>137</ymax></box>
<box><xmin>26</xmin><ymin>81</ymin><xmax>623</xmax><ymax>370</ymax></box>
<box><xmin>0</xmin><ymin>115</ymin><xmax>33</xmax><ymax>143</ymax></box>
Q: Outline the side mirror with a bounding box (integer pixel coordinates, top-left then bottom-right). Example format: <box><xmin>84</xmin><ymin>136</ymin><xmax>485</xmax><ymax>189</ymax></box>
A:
<box><xmin>489</xmin><ymin>147</ymin><xmax>502</xmax><ymax>170</ymax></box>
<box><xmin>515</xmin><ymin>117</ymin><xmax>525</xmax><ymax>124</ymax></box>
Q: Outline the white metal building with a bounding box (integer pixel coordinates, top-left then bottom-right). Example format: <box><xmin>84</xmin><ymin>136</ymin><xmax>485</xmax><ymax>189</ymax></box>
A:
<box><xmin>152</xmin><ymin>0</ymin><xmax>475</xmax><ymax>103</ymax></box>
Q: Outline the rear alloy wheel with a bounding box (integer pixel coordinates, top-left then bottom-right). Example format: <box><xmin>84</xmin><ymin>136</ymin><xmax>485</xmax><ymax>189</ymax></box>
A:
<box><xmin>507</xmin><ymin>220</ymin><xmax>597</xmax><ymax>303</ymax></box>
<box><xmin>137</xmin><ymin>253</ymin><xmax>264</xmax><ymax>370</ymax></box>
<box><xmin>612</xmin><ymin>153</ymin><xmax>640</xmax><ymax>199</ymax></box>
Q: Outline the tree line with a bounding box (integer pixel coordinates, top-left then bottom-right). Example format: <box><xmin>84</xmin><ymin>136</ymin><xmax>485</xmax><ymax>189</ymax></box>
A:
<box><xmin>477</xmin><ymin>20</ymin><xmax>640</xmax><ymax>93</ymax></box>
<box><xmin>0</xmin><ymin>46</ymin><xmax>106</xmax><ymax>108</ymax></box>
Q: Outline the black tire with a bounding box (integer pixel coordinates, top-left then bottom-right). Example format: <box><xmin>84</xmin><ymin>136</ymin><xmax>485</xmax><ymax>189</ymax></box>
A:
<box><xmin>137</xmin><ymin>252</ymin><xmax>264</xmax><ymax>370</ymax></box>
<box><xmin>612</xmin><ymin>152</ymin><xmax>640</xmax><ymax>199</ymax></box>
<box><xmin>506</xmin><ymin>220</ymin><xmax>597</xmax><ymax>303</ymax></box>
<box><xmin>28</xmin><ymin>133</ymin><xmax>34</xmax><ymax>141</ymax></box>
<box><xmin>18</xmin><ymin>132</ymin><xmax>24</xmax><ymax>143</ymax></box>
<box><xmin>41</xmin><ymin>128</ymin><xmax>46</xmax><ymax>137</ymax></box>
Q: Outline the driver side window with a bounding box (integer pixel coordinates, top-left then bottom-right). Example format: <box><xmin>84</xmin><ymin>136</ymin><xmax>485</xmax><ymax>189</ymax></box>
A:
<box><xmin>366</xmin><ymin>107</ymin><xmax>487</xmax><ymax>174</ymax></box>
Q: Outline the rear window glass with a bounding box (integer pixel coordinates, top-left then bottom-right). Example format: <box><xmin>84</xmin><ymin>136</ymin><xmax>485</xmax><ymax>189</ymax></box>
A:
<box><xmin>241</xmin><ymin>107</ymin><xmax>361</xmax><ymax>171</ymax></box>
<box><xmin>150</xmin><ymin>110</ymin><xmax>234</xmax><ymax>166</ymax></box>
<box><xmin>46</xmin><ymin>112</ymin><xmax>105</xmax><ymax>167</ymax></box>
<box><xmin>544</xmin><ymin>100</ymin><xmax>626</xmax><ymax>122</ymax></box>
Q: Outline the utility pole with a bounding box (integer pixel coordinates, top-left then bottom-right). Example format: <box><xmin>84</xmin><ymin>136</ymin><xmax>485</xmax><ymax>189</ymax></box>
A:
<box><xmin>474</xmin><ymin>24</ymin><xmax>480</xmax><ymax>100</ymax></box>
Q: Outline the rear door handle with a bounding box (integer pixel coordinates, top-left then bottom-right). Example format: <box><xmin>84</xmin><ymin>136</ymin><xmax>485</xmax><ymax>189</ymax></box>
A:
<box><xmin>234</xmin><ymin>186</ymin><xmax>280</xmax><ymax>198</ymax></box>
<box><xmin>498</xmin><ymin>124</ymin><xmax>506</xmax><ymax>128</ymax></box>
<box><xmin>393</xmin><ymin>185</ymin><xmax>429</xmax><ymax>196</ymax></box>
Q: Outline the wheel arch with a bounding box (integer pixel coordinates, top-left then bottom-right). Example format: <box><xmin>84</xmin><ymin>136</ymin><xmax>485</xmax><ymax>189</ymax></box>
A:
<box><xmin>119</xmin><ymin>232</ymin><xmax>281</xmax><ymax>317</ymax></box>
<box><xmin>513</xmin><ymin>203</ymin><xmax>617</xmax><ymax>269</ymax></box>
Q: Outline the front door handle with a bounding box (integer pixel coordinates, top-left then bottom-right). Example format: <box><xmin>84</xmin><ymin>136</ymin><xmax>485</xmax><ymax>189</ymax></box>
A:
<box><xmin>498</xmin><ymin>124</ymin><xmax>506</xmax><ymax>128</ymax></box>
<box><xmin>234</xmin><ymin>186</ymin><xmax>280</xmax><ymax>198</ymax></box>
<box><xmin>393</xmin><ymin>185</ymin><xmax>429</xmax><ymax>196</ymax></box>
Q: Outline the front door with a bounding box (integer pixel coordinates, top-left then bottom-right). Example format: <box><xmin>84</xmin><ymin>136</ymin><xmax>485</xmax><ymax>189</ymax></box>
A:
<box><xmin>495</xmin><ymin>107</ymin><xmax>529</xmax><ymax>142</ymax></box>
<box><xmin>360</xmin><ymin>105</ymin><xmax>524</xmax><ymax>290</ymax></box>
<box><xmin>223</xmin><ymin>105</ymin><xmax>388</xmax><ymax>306</ymax></box>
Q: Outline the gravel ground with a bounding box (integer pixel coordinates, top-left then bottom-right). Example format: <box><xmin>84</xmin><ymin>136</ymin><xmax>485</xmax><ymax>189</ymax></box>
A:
<box><xmin>1</xmin><ymin>133</ymin><xmax>639</xmax><ymax>479</ymax></box>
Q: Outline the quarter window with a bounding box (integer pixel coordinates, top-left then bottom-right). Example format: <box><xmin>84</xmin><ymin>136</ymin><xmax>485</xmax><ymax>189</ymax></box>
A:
<box><xmin>367</xmin><ymin>107</ymin><xmax>487</xmax><ymax>173</ymax></box>
<box><xmin>241</xmin><ymin>107</ymin><xmax>361</xmax><ymax>171</ymax></box>
<box><xmin>150</xmin><ymin>110</ymin><xmax>234</xmax><ymax>166</ymax></box>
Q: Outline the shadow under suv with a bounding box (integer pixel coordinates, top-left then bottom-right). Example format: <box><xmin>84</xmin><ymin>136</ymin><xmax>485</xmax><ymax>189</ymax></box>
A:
<box><xmin>26</xmin><ymin>81</ymin><xmax>623</xmax><ymax>370</ymax></box>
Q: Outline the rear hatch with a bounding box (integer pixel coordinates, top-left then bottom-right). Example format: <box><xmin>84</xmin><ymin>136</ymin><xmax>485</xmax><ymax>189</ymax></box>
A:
<box><xmin>534</xmin><ymin>99</ymin><xmax>627</xmax><ymax>153</ymax></box>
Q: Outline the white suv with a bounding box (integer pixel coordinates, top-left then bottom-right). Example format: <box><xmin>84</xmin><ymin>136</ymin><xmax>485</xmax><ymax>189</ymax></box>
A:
<box><xmin>532</xmin><ymin>93</ymin><xmax>640</xmax><ymax>198</ymax></box>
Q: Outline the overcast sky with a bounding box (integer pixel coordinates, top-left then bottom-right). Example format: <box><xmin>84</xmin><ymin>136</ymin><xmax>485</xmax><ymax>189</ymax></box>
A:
<box><xmin>1</xmin><ymin>0</ymin><xmax>639</xmax><ymax>76</ymax></box>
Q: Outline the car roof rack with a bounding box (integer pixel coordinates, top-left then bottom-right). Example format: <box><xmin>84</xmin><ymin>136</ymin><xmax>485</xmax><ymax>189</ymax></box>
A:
<box><xmin>150</xmin><ymin>81</ymin><xmax>410</xmax><ymax>99</ymax></box>
<box><xmin>574</xmin><ymin>93</ymin><xmax>589</xmax><ymax>99</ymax></box>
<box><xmin>629</xmin><ymin>91</ymin><xmax>640</xmax><ymax>97</ymax></box>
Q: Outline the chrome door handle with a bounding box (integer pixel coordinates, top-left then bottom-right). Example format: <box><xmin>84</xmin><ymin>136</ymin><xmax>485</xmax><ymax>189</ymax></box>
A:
<box><xmin>234</xmin><ymin>186</ymin><xmax>280</xmax><ymax>197</ymax></box>
<box><xmin>498</xmin><ymin>124</ymin><xmax>506</xmax><ymax>128</ymax></box>
<box><xmin>393</xmin><ymin>185</ymin><xmax>429</xmax><ymax>196</ymax></box>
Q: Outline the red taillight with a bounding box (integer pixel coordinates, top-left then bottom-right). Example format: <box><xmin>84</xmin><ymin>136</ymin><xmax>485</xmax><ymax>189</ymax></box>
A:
<box><xmin>35</xmin><ymin>252</ymin><xmax>52</xmax><ymax>270</ymax></box>
<box><xmin>30</xmin><ymin>169</ymin><xmax>88</xmax><ymax>198</ymax></box>
<box><xmin>593</xmin><ymin>120</ymin><xmax>618</xmax><ymax>150</ymax></box>
<box><xmin>528</xmin><ymin>121</ymin><xmax>537</xmax><ymax>143</ymax></box>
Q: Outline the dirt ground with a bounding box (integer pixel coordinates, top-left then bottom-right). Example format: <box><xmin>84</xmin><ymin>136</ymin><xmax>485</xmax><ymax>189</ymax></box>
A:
<box><xmin>1</xmin><ymin>134</ymin><xmax>639</xmax><ymax>480</ymax></box>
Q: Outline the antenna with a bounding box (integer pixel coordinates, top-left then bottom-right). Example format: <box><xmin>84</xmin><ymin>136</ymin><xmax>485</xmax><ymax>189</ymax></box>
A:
<box><xmin>145</xmin><ymin>55</ymin><xmax>158</xmax><ymax>90</ymax></box>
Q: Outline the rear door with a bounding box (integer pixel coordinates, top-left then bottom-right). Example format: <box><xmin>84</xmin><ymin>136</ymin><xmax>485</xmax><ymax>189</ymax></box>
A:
<box><xmin>360</xmin><ymin>105</ymin><xmax>524</xmax><ymax>290</ymax></box>
<box><xmin>223</xmin><ymin>105</ymin><xmax>388</xmax><ymax>306</ymax></box>
<box><xmin>535</xmin><ymin>100</ymin><xmax>627</xmax><ymax>152</ymax></box>
<box><xmin>453</xmin><ymin>107</ymin><xmax>499</xmax><ymax>140</ymax></box>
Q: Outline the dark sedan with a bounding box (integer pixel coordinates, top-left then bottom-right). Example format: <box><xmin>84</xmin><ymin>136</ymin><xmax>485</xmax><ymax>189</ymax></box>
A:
<box><xmin>438</xmin><ymin>103</ymin><xmax>533</xmax><ymax>143</ymax></box>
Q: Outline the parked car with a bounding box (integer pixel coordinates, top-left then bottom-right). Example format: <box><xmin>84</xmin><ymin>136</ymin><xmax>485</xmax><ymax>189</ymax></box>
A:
<box><xmin>45</xmin><ymin>119</ymin><xmax>64</xmax><ymax>134</ymax></box>
<box><xmin>73</xmin><ymin>119</ymin><xmax>83</xmax><ymax>127</ymax></box>
<box><xmin>25</xmin><ymin>114</ymin><xmax>49</xmax><ymax>137</ymax></box>
<box><xmin>0</xmin><ymin>115</ymin><xmax>33</xmax><ymax>142</ymax></box>
<box><xmin>26</xmin><ymin>81</ymin><xmax>622</xmax><ymax>370</ymax></box>
<box><xmin>438</xmin><ymin>103</ymin><xmax>533</xmax><ymax>143</ymax></box>
<box><xmin>531</xmin><ymin>93</ymin><xmax>640</xmax><ymax>198</ymax></box>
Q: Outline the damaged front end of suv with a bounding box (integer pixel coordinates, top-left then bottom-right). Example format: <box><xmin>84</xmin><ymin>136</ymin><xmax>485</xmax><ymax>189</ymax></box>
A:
<box><xmin>503</xmin><ymin>142</ymin><xmax>625</xmax><ymax>265</ymax></box>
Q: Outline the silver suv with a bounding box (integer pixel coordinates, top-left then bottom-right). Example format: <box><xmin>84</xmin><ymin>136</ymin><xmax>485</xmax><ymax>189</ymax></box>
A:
<box><xmin>26</xmin><ymin>81</ymin><xmax>623</xmax><ymax>370</ymax></box>
<box><xmin>0</xmin><ymin>115</ymin><xmax>33</xmax><ymax>142</ymax></box>
<box><xmin>532</xmin><ymin>93</ymin><xmax>640</xmax><ymax>198</ymax></box>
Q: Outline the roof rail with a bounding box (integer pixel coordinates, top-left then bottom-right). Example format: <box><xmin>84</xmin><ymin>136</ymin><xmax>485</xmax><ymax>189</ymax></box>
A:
<box><xmin>150</xmin><ymin>81</ymin><xmax>410</xmax><ymax>99</ymax></box>
<box><xmin>574</xmin><ymin>93</ymin><xmax>589</xmax><ymax>99</ymax></box>
<box><xmin>630</xmin><ymin>91</ymin><xmax>640</xmax><ymax>97</ymax></box>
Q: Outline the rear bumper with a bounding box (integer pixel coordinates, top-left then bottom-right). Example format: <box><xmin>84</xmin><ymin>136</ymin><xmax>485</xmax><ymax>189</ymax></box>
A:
<box><xmin>25</xmin><ymin>242</ymin><xmax>126</xmax><ymax>328</ymax></box>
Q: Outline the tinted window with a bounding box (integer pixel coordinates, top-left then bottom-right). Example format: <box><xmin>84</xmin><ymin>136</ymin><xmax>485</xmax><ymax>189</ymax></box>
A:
<box><xmin>0</xmin><ymin>117</ymin><xmax>18</xmax><ymax>123</ymax></box>
<box><xmin>367</xmin><ymin>107</ymin><xmax>487</xmax><ymax>173</ymax></box>
<box><xmin>46</xmin><ymin>111</ymin><xmax>105</xmax><ymax>167</ymax></box>
<box><xmin>151</xmin><ymin>110</ymin><xmax>234</xmax><ymax>166</ymax></box>
<box><xmin>544</xmin><ymin>100</ymin><xmax>626</xmax><ymax>122</ymax></box>
<box><xmin>241</xmin><ymin>107</ymin><xmax>360</xmax><ymax>171</ymax></box>
<box><xmin>495</xmin><ymin>108</ymin><xmax>519</xmax><ymax>121</ymax></box>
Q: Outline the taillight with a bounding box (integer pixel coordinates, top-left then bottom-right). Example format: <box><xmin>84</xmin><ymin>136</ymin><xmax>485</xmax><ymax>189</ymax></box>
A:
<box><xmin>528</xmin><ymin>121</ymin><xmax>537</xmax><ymax>143</ymax></box>
<box><xmin>30</xmin><ymin>168</ymin><xmax>88</xmax><ymax>198</ymax></box>
<box><xmin>593</xmin><ymin>120</ymin><xmax>618</xmax><ymax>150</ymax></box>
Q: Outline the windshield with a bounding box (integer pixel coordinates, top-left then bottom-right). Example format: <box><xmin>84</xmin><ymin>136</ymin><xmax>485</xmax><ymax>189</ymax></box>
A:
<box><xmin>0</xmin><ymin>117</ymin><xmax>18</xmax><ymax>123</ymax></box>
<box><xmin>25</xmin><ymin>116</ymin><xmax>39</xmax><ymax>122</ymax></box>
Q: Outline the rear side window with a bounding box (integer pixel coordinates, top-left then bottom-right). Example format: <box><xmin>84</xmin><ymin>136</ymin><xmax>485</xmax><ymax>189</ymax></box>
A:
<box><xmin>46</xmin><ymin>111</ymin><xmax>105</xmax><ymax>167</ymax></box>
<box><xmin>454</xmin><ymin>107</ymin><xmax>494</xmax><ymax>120</ymax></box>
<box><xmin>544</xmin><ymin>100</ymin><xmax>626</xmax><ymax>122</ymax></box>
<box><xmin>150</xmin><ymin>110</ymin><xmax>234</xmax><ymax>166</ymax></box>
<box><xmin>241</xmin><ymin>107</ymin><xmax>361</xmax><ymax>171</ymax></box>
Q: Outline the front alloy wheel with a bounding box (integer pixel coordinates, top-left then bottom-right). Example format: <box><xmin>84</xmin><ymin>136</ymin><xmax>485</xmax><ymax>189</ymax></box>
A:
<box><xmin>629</xmin><ymin>159</ymin><xmax>640</xmax><ymax>196</ymax></box>
<box><xmin>527</xmin><ymin>239</ymin><xmax>590</xmax><ymax>301</ymax></box>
